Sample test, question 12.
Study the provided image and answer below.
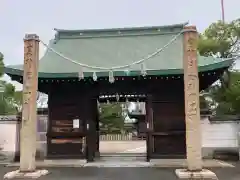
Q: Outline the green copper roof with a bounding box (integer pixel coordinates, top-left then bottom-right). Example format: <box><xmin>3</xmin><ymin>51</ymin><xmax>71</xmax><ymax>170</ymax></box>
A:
<box><xmin>4</xmin><ymin>23</ymin><xmax>234</xmax><ymax>78</ymax></box>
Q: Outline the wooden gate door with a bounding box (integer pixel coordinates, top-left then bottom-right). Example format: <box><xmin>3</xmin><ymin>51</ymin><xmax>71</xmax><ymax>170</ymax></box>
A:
<box><xmin>47</xmin><ymin>118</ymin><xmax>86</xmax><ymax>159</ymax></box>
<box><xmin>47</xmin><ymin>92</ymin><xmax>88</xmax><ymax>159</ymax></box>
<box><xmin>151</xmin><ymin>94</ymin><xmax>186</xmax><ymax>159</ymax></box>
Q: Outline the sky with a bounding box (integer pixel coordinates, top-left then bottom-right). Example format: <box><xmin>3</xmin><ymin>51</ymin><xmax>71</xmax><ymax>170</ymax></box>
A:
<box><xmin>0</xmin><ymin>0</ymin><xmax>240</xmax><ymax>91</ymax></box>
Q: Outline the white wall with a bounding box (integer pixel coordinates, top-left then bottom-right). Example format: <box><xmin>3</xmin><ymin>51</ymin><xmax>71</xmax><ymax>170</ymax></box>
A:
<box><xmin>0</xmin><ymin>116</ymin><xmax>239</xmax><ymax>160</ymax></box>
<box><xmin>0</xmin><ymin>120</ymin><xmax>19</xmax><ymax>160</ymax></box>
<box><xmin>201</xmin><ymin>116</ymin><xmax>240</xmax><ymax>158</ymax></box>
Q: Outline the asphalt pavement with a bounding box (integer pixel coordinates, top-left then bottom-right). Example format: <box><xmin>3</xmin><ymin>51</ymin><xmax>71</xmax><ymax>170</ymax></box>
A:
<box><xmin>0</xmin><ymin>163</ymin><xmax>240</xmax><ymax>180</ymax></box>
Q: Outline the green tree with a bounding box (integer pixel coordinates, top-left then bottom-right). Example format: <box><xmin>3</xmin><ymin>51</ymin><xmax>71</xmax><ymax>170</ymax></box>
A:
<box><xmin>12</xmin><ymin>91</ymin><xmax>22</xmax><ymax>112</ymax></box>
<box><xmin>0</xmin><ymin>53</ymin><xmax>5</xmax><ymax>77</ymax></box>
<box><xmin>198</xmin><ymin>19</ymin><xmax>240</xmax><ymax>115</ymax></box>
<box><xmin>0</xmin><ymin>81</ymin><xmax>19</xmax><ymax>115</ymax></box>
<box><xmin>99</xmin><ymin>102</ymin><xmax>125</xmax><ymax>134</ymax></box>
<box><xmin>207</xmin><ymin>71</ymin><xmax>240</xmax><ymax>115</ymax></box>
<box><xmin>0</xmin><ymin>52</ymin><xmax>21</xmax><ymax>115</ymax></box>
<box><xmin>198</xmin><ymin>19</ymin><xmax>240</xmax><ymax>58</ymax></box>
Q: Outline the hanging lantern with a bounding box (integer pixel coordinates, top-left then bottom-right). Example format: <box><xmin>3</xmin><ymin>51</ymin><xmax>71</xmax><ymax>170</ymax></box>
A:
<box><xmin>136</xmin><ymin>99</ymin><xmax>141</xmax><ymax>111</ymax></box>
<box><xmin>116</xmin><ymin>93</ymin><xmax>120</xmax><ymax>102</ymax></box>
<box><xmin>124</xmin><ymin>69</ymin><xmax>130</xmax><ymax>76</ymax></box>
<box><xmin>93</xmin><ymin>72</ymin><xmax>98</xmax><ymax>81</ymax></box>
<box><xmin>98</xmin><ymin>99</ymin><xmax>102</xmax><ymax>113</ymax></box>
<box><xmin>140</xmin><ymin>62</ymin><xmax>147</xmax><ymax>76</ymax></box>
<box><xmin>125</xmin><ymin>97</ymin><xmax>129</xmax><ymax>107</ymax></box>
<box><xmin>109</xmin><ymin>70</ymin><xmax>115</xmax><ymax>83</ymax></box>
<box><xmin>126</xmin><ymin>99</ymin><xmax>132</xmax><ymax>110</ymax></box>
<box><xmin>223</xmin><ymin>70</ymin><xmax>230</xmax><ymax>88</ymax></box>
<box><xmin>78</xmin><ymin>67</ymin><xmax>84</xmax><ymax>80</ymax></box>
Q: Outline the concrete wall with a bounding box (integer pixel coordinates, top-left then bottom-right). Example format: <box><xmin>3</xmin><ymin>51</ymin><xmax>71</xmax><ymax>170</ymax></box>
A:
<box><xmin>0</xmin><ymin>114</ymin><xmax>48</xmax><ymax>161</ymax></box>
<box><xmin>0</xmin><ymin>115</ymin><xmax>239</xmax><ymax>160</ymax></box>
<box><xmin>201</xmin><ymin>116</ymin><xmax>240</xmax><ymax>158</ymax></box>
<box><xmin>0</xmin><ymin>120</ymin><xmax>19</xmax><ymax>161</ymax></box>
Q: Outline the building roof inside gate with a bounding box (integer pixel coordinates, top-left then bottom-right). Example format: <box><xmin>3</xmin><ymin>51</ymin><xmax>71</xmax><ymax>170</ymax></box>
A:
<box><xmin>5</xmin><ymin>22</ymin><xmax>234</xmax><ymax>78</ymax></box>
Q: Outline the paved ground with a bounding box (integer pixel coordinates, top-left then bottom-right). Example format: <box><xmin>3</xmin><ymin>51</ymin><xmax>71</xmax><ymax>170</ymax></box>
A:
<box><xmin>99</xmin><ymin>141</ymin><xmax>146</xmax><ymax>153</ymax></box>
<box><xmin>1</xmin><ymin>163</ymin><xmax>240</xmax><ymax>180</ymax></box>
<box><xmin>1</xmin><ymin>140</ymin><xmax>239</xmax><ymax>179</ymax></box>
<box><xmin>6</xmin><ymin>158</ymin><xmax>235</xmax><ymax>168</ymax></box>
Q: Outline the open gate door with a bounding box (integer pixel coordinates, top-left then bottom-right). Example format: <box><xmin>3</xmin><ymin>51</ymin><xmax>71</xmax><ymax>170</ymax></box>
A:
<box><xmin>146</xmin><ymin>95</ymin><xmax>153</xmax><ymax>162</ymax></box>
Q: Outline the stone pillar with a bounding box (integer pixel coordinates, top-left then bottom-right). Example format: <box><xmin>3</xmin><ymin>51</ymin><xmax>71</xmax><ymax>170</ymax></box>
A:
<box><xmin>20</xmin><ymin>34</ymin><xmax>39</xmax><ymax>172</ymax></box>
<box><xmin>183</xmin><ymin>26</ymin><xmax>202</xmax><ymax>171</ymax></box>
<box><xmin>175</xmin><ymin>26</ymin><xmax>216</xmax><ymax>179</ymax></box>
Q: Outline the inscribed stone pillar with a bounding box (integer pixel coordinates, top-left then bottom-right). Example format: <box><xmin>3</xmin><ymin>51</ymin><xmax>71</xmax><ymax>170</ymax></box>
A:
<box><xmin>183</xmin><ymin>26</ymin><xmax>202</xmax><ymax>171</ymax></box>
<box><xmin>20</xmin><ymin>34</ymin><xmax>39</xmax><ymax>172</ymax></box>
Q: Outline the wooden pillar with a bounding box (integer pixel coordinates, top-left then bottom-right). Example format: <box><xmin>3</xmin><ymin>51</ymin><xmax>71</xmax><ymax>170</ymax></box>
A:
<box><xmin>14</xmin><ymin>113</ymin><xmax>21</xmax><ymax>162</ymax></box>
<box><xmin>86</xmin><ymin>96</ymin><xmax>97</xmax><ymax>162</ymax></box>
<box><xmin>95</xmin><ymin>107</ymin><xmax>100</xmax><ymax>157</ymax></box>
<box><xmin>183</xmin><ymin>26</ymin><xmax>202</xmax><ymax>171</ymax></box>
<box><xmin>146</xmin><ymin>94</ymin><xmax>153</xmax><ymax>162</ymax></box>
<box><xmin>20</xmin><ymin>34</ymin><xmax>39</xmax><ymax>172</ymax></box>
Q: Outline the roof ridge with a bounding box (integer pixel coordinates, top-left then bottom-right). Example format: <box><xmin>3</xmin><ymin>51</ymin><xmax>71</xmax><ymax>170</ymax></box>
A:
<box><xmin>54</xmin><ymin>22</ymin><xmax>188</xmax><ymax>34</ymax></box>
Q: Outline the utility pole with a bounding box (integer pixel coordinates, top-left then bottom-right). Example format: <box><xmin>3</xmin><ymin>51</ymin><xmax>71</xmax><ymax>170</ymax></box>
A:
<box><xmin>221</xmin><ymin>0</ymin><xmax>225</xmax><ymax>22</ymax></box>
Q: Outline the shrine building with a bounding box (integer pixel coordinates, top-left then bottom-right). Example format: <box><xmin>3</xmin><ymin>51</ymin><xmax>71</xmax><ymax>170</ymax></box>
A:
<box><xmin>4</xmin><ymin>22</ymin><xmax>234</xmax><ymax>162</ymax></box>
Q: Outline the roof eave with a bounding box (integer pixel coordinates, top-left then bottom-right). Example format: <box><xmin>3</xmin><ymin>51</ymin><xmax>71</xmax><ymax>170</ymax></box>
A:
<box><xmin>4</xmin><ymin>58</ymin><xmax>234</xmax><ymax>79</ymax></box>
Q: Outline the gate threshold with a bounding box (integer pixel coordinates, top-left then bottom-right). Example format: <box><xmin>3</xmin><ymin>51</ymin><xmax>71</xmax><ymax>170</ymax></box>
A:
<box><xmin>100</xmin><ymin>153</ymin><xmax>146</xmax><ymax>157</ymax></box>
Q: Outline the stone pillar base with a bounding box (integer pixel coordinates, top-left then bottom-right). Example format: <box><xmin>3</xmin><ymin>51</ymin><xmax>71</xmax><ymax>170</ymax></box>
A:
<box><xmin>4</xmin><ymin>169</ymin><xmax>49</xmax><ymax>179</ymax></box>
<box><xmin>14</xmin><ymin>150</ymin><xmax>45</xmax><ymax>162</ymax></box>
<box><xmin>175</xmin><ymin>169</ymin><xmax>217</xmax><ymax>179</ymax></box>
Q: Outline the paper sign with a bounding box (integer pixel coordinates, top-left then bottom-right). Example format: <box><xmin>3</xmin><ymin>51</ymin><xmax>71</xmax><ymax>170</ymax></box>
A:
<box><xmin>73</xmin><ymin>119</ymin><xmax>79</xmax><ymax>128</ymax></box>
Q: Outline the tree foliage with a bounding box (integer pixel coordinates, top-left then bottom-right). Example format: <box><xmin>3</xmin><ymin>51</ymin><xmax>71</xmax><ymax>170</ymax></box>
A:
<box><xmin>99</xmin><ymin>102</ymin><xmax>125</xmax><ymax>134</ymax></box>
<box><xmin>0</xmin><ymin>53</ymin><xmax>5</xmax><ymax>77</ymax></box>
<box><xmin>0</xmin><ymin>81</ymin><xmax>19</xmax><ymax>115</ymax></box>
<box><xmin>198</xmin><ymin>19</ymin><xmax>240</xmax><ymax>58</ymax></box>
<box><xmin>13</xmin><ymin>91</ymin><xmax>22</xmax><ymax>111</ymax></box>
<box><xmin>207</xmin><ymin>71</ymin><xmax>240</xmax><ymax>115</ymax></box>
<box><xmin>0</xmin><ymin>52</ymin><xmax>21</xmax><ymax>115</ymax></box>
<box><xmin>198</xmin><ymin>19</ymin><xmax>240</xmax><ymax>115</ymax></box>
